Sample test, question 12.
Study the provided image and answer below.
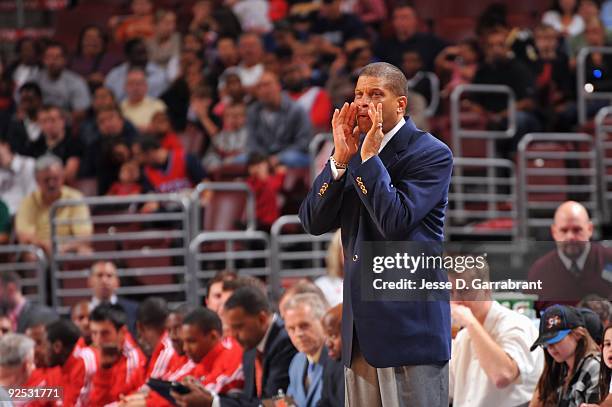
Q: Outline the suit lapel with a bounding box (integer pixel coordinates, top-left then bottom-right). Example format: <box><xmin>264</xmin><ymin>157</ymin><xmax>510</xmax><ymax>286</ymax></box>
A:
<box><xmin>378</xmin><ymin>118</ymin><xmax>414</xmax><ymax>169</ymax></box>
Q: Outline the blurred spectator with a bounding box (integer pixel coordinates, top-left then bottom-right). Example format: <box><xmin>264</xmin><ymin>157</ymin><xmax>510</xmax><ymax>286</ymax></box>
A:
<box><xmin>120</xmin><ymin>67</ymin><xmax>167</xmax><ymax>133</ymax></box>
<box><xmin>311</xmin><ymin>0</ymin><xmax>366</xmax><ymax>58</ymax></box>
<box><xmin>315</xmin><ymin>229</ymin><xmax>343</xmax><ymax>307</ymax></box>
<box><xmin>136</xmin><ymin>297</ymin><xmax>182</xmax><ymax>380</ymax></box>
<box><xmin>82</xmin><ymin>106</ymin><xmax>139</xmax><ymax>195</ymax></box>
<box><xmin>71</xmin><ymin>300</ymin><xmax>92</xmax><ymax>347</ymax></box>
<box><xmin>38</xmin><ymin>41</ymin><xmax>91</xmax><ymax>119</ymax></box>
<box><xmin>110</xmin><ymin>0</ymin><xmax>155</xmax><ymax>43</ymax></box>
<box><xmin>0</xmin><ymin>334</ymin><xmax>36</xmax><ymax>391</ymax></box>
<box><xmin>231</xmin><ymin>0</ymin><xmax>272</xmax><ymax>34</ymax></box>
<box><xmin>37</xmin><ymin>105</ymin><xmax>82</xmax><ymax>183</ymax></box>
<box><xmin>106</xmin><ymin>160</ymin><xmax>143</xmax><ymax>196</ymax></box>
<box><xmin>283</xmin><ymin>62</ymin><xmax>333</xmax><ymax>132</ymax></box>
<box><xmin>88</xmin><ymin>261</ymin><xmax>139</xmax><ymax>337</ymax></box>
<box><xmin>220</xmin><ymin>286</ymin><xmax>297</xmax><ymax>405</ymax></box>
<box><xmin>402</xmin><ymin>50</ymin><xmax>432</xmax><ymax>105</ymax></box>
<box><xmin>88</xmin><ymin>303</ymin><xmax>147</xmax><ymax>406</ymax></box>
<box><xmin>105</xmin><ymin>38</ymin><xmax>170</xmax><ymax>101</ymax></box>
<box><xmin>0</xmin><ymin>138</ymin><xmax>36</xmax><ymax>215</ymax></box>
<box><xmin>205</xmin><ymin>270</ymin><xmax>238</xmax><ymax>313</ymax></box>
<box><xmin>542</xmin><ymin>0</ymin><xmax>585</xmax><ymax>37</ymax></box>
<box><xmin>577</xmin><ymin>294</ymin><xmax>612</xmax><ymax>328</ymax></box>
<box><xmin>581</xmin><ymin>17</ymin><xmax>612</xmax><ymax>93</ymax></box>
<box><xmin>140</xmin><ymin>136</ymin><xmax>205</xmax><ymax>193</ymax></box>
<box><xmin>237</xmin><ymin>33</ymin><xmax>266</xmax><ymax>91</ymax></box>
<box><xmin>202</xmin><ymin>102</ymin><xmax>248</xmax><ymax>171</ymax></box>
<box><xmin>0</xmin><ymin>310</ymin><xmax>11</xmax><ymax>337</ymax></box>
<box><xmin>527</xmin><ymin>201</ymin><xmax>612</xmax><ymax>308</ymax></box>
<box><xmin>149</xmin><ymin>111</ymin><xmax>184</xmax><ymax>152</ymax></box>
<box><xmin>350</xmin><ymin>0</ymin><xmax>386</xmax><ymax>29</ymax></box>
<box><xmin>70</xmin><ymin>25</ymin><xmax>121</xmax><ymax>90</ymax></box>
<box><xmin>318</xmin><ymin>303</ymin><xmax>344</xmax><ymax>407</ymax></box>
<box><xmin>246</xmin><ymin>153</ymin><xmax>285</xmax><ymax>231</ymax></box>
<box><xmin>247</xmin><ymin>71</ymin><xmax>312</xmax><ymax>167</ymax></box>
<box><xmin>569</xmin><ymin>0</ymin><xmax>612</xmax><ymax>57</ymax></box>
<box><xmin>435</xmin><ymin>40</ymin><xmax>480</xmax><ymax>98</ymax></box>
<box><xmin>212</xmin><ymin>67</ymin><xmax>248</xmax><ymax>119</ymax></box>
<box><xmin>5</xmin><ymin>38</ymin><xmax>41</xmax><ymax>92</ymax></box>
<box><xmin>44</xmin><ymin>319</ymin><xmax>93</xmax><ymax>407</ymax></box>
<box><xmin>78</xmin><ymin>86</ymin><xmax>118</xmax><ymax>149</ymax></box>
<box><xmin>206</xmin><ymin>37</ymin><xmax>241</xmax><ymax>94</ymax></box>
<box><xmin>374</xmin><ymin>3</ymin><xmax>446</xmax><ymax>71</ymax></box>
<box><xmin>469</xmin><ymin>26</ymin><xmax>540</xmax><ymax>157</ymax></box>
<box><xmin>0</xmin><ymin>270</ymin><xmax>57</xmax><ymax>333</ymax></box>
<box><xmin>167</xmin><ymin>303</ymin><xmax>195</xmax><ymax>361</ymax></box>
<box><xmin>326</xmin><ymin>39</ymin><xmax>374</xmax><ymax>108</ymax></box>
<box><xmin>530</xmin><ymin>305</ymin><xmax>601</xmax><ymax>406</ymax></box>
<box><xmin>448</xmin><ymin>261</ymin><xmax>543</xmax><ymax>407</ymax></box>
<box><xmin>146</xmin><ymin>10</ymin><xmax>181</xmax><ymax>69</ymax></box>
<box><xmin>603</xmin><ymin>0</ymin><xmax>612</xmax><ymax>28</ymax></box>
<box><xmin>279</xmin><ymin>279</ymin><xmax>328</xmax><ymax>319</ymax></box>
<box><xmin>0</xmin><ymin>200</ymin><xmax>8</xmax><ymax>244</ymax></box>
<box><xmin>5</xmin><ymin>82</ymin><xmax>43</xmax><ymax>157</ymax></box>
<box><xmin>189</xmin><ymin>0</ymin><xmax>242</xmax><ymax>42</ymax></box>
<box><xmin>15</xmin><ymin>154</ymin><xmax>92</xmax><ymax>255</ymax></box>
<box><xmin>579</xmin><ymin>308</ymin><xmax>605</xmax><ymax>345</ymax></box>
<box><xmin>529</xmin><ymin>24</ymin><xmax>574</xmax><ymax>129</ymax></box>
<box><xmin>285</xmin><ymin>293</ymin><xmax>329</xmax><ymax>407</ymax></box>
<box><xmin>24</xmin><ymin>318</ymin><xmax>48</xmax><ymax>369</ymax></box>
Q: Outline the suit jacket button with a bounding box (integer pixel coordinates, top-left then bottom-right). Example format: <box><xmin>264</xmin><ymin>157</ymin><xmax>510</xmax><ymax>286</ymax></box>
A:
<box><xmin>352</xmin><ymin>254</ymin><xmax>359</xmax><ymax>261</ymax></box>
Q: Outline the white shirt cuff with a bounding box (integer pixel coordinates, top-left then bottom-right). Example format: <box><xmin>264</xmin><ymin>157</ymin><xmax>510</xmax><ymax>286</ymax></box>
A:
<box><xmin>329</xmin><ymin>158</ymin><xmax>346</xmax><ymax>180</ymax></box>
<box><xmin>211</xmin><ymin>393</ymin><xmax>220</xmax><ymax>407</ymax></box>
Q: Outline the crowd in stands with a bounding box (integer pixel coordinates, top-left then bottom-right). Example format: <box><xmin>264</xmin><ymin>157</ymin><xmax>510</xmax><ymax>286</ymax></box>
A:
<box><xmin>0</xmin><ymin>0</ymin><xmax>612</xmax><ymax>405</ymax></box>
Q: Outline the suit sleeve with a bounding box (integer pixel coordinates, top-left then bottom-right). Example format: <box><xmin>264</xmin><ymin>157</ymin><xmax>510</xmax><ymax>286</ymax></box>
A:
<box><xmin>298</xmin><ymin>162</ymin><xmax>344</xmax><ymax>236</ymax></box>
<box><xmin>350</xmin><ymin>143</ymin><xmax>453</xmax><ymax>240</ymax></box>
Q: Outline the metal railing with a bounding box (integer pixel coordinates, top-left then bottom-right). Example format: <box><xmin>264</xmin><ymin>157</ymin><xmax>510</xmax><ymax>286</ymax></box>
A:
<box><xmin>191</xmin><ymin>181</ymin><xmax>256</xmax><ymax>234</ymax></box>
<box><xmin>189</xmin><ymin>231</ymin><xmax>271</xmax><ymax>303</ymax></box>
<box><xmin>269</xmin><ymin>215</ymin><xmax>334</xmax><ymax>298</ymax></box>
<box><xmin>0</xmin><ymin>245</ymin><xmax>47</xmax><ymax>305</ymax></box>
<box><xmin>450</xmin><ymin>84</ymin><xmax>517</xmax><ymax>158</ymax></box>
<box><xmin>49</xmin><ymin>193</ymin><xmax>192</xmax><ymax>314</ymax></box>
<box><xmin>517</xmin><ymin>133</ymin><xmax>599</xmax><ymax>240</ymax></box>
<box><xmin>576</xmin><ymin>46</ymin><xmax>612</xmax><ymax>125</ymax></box>
<box><xmin>407</xmin><ymin>71</ymin><xmax>440</xmax><ymax>117</ymax></box>
<box><xmin>595</xmin><ymin>106</ymin><xmax>612</xmax><ymax>222</ymax></box>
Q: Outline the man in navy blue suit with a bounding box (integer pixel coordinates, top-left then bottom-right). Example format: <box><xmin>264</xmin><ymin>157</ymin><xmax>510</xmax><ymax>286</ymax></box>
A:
<box><xmin>299</xmin><ymin>62</ymin><xmax>453</xmax><ymax>406</ymax></box>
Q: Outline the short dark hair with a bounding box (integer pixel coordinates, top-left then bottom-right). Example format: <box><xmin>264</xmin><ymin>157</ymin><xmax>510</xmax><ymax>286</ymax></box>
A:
<box><xmin>43</xmin><ymin>40</ymin><xmax>67</xmax><ymax>56</ymax></box>
<box><xmin>358</xmin><ymin>62</ymin><xmax>408</xmax><ymax>97</ymax></box>
<box><xmin>19</xmin><ymin>81</ymin><xmax>42</xmax><ymax>99</ymax></box>
<box><xmin>224</xmin><ymin>286</ymin><xmax>270</xmax><ymax>316</ymax></box>
<box><xmin>247</xmin><ymin>152</ymin><xmax>268</xmax><ymax>166</ymax></box>
<box><xmin>138</xmin><ymin>136</ymin><xmax>162</xmax><ymax>152</ymax></box>
<box><xmin>46</xmin><ymin>319</ymin><xmax>80</xmax><ymax>350</ymax></box>
<box><xmin>222</xmin><ymin>276</ymin><xmax>267</xmax><ymax>295</ymax></box>
<box><xmin>170</xmin><ymin>303</ymin><xmax>196</xmax><ymax>318</ymax></box>
<box><xmin>0</xmin><ymin>271</ymin><xmax>21</xmax><ymax>291</ymax></box>
<box><xmin>39</xmin><ymin>104</ymin><xmax>64</xmax><ymax>115</ymax></box>
<box><xmin>183</xmin><ymin>308</ymin><xmax>222</xmax><ymax>335</ymax></box>
<box><xmin>137</xmin><ymin>297</ymin><xmax>169</xmax><ymax>330</ymax></box>
<box><xmin>207</xmin><ymin>270</ymin><xmax>237</xmax><ymax>297</ymax></box>
<box><xmin>90</xmin><ymin>303</ymin><xmax>127</xmax><ymax>331</ymax></box>
<box><xmin>124</xmin><ymin>38</ymin><xmax>145</xmax><ymax>56</ymax></box>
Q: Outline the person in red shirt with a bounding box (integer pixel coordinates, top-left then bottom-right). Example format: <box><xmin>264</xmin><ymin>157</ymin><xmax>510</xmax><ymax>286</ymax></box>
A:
<box><xmin>246</xmin><ymin>153</ymin><xmax>286</xmax><ymax>232</ymax></box>
<box><xmin>149</xmin><ymin>110</ymin><xmax>184</xmax><ymax>152</ymax></box>
<box><xmin>106</xmin><ymin>161</ymin><xmax>143</xmax><ymax>196</ymax></box>
<box><xmin>136</xmin><ymin>297</ymin><xmax>182</xmax><ymax>380</ymax></box>
<box><xmin>88</xmin><ymin>303</ymin><xmax>146</xmax><ymax>407</ymax></box>
<box><xmin>71</xmin><ymin>300</ymin><xmax>92</xmax><ymax>351</ymax></box>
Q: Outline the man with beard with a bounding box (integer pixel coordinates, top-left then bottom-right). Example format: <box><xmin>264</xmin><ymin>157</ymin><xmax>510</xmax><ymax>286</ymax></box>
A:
<box><xmin>528</xmin><ymin>201</ymin><xmax>612</xmax><ymax>310</ymax></box>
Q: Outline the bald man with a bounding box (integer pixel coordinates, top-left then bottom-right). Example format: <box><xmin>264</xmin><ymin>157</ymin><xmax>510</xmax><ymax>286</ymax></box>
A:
<box><xmin>319</xmin><ymin>304</ymin><xmax>344</xmax><ymax>407</ymax></box>
<box><xmin>527</xmin><ymin>201</ymin><xmax>612</xmax><ymax>310</ymax></box>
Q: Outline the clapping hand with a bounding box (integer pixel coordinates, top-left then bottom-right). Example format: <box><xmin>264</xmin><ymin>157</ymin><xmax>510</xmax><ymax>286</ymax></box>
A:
<box><xmin>331</xmin><ymin>102</ymin><xmax>359</xmax><ymax>165</ymax></box>
<box><xmin>360</xmin><ymin>102</ymin><xmax>384</xmax><ymax>162</ymax></box>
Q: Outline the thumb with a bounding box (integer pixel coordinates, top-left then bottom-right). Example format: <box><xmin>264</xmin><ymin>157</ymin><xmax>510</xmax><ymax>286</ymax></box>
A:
<box><xmin>352</xmin><ymin>126</ymin><xmax>359</xmax><ymax>137</ymax></box>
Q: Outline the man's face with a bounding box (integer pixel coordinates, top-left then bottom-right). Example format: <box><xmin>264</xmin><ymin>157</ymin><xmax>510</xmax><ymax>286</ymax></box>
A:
<box><xmin>484</xmin><ymin>32</ymin><xmax>509</xmax><ymax>64</ymax></box>
<box><xmin>180</xmin><ymin>324</ymin><xmax>217</xmax><ymax>363</ymax></box>
<box><xmin>585</xmin><ymin>23</ymin><xmax>605</xmax><ymax>47</ymax></box>
<box><xmin>38</xmin><ymin>109</ymin><xmax>65</xmax><ymax>140</ymax></box>
<box><xmin>239</xmin><ymin>35</ymin><xmax>263</xmax><ymax>66</ymax></box>
<box><xmin>19</xmin><ymin>89</ymin><xmax>42</xmax><ymax>114</ymax></box>
<box><xmin>125</xmin><ymin>71</ymin><xmax>148</xmax><ymax>103</ymax></box>
<box><xmin>35</xmin><ymin>165</ymin><xmax>64</xmax><ymax>201</ymax></box>
<box><xmin>128</xmin><ymin>42</ymin><xmax>149</xmax><ymax>67</ymax></box>
<box><xmin>166</xmin><ymin>312</ymin><xmax>184</xmax><ymax>355</ymax></box>
<box><xmin>285</xmin><ymin>304</ymin><xmax>325</xmax><ymax>356</ymax></box>
<box><xmin>218</xmin><ymin>39</ymin><xmax>238</xmax><ymax>65</ymax></box>
<box><xmin>0</xmin><ymin>316</ymin><xmax>11</xmax><ymax>337</ymax></box>
<box><xmin>401</xmin><ymin>52</ymin><xmax>422</xmax><ymax>77</ymax></box>
<box><xmin>47</xmin><ymin>339</ymin><xmax>68</xmax><ymax>367</ymax></box>
<box><xmin>322</xmin><ymin>314</ymin><xmax>341</xmax><ymax>360</ymax></box>
<box><xmin>25</xmin><ymin>324</ymin><xmax>49</xmax><ymax>368</ymax></box>
<box><xmin>150</xmin><ymin>112</ymin><xmax>171</xmax><ymax>135</ymax></box>
<box><xmin>90</xmin><ymin>320</ymin><xmax>123</xmax><ymax>349</ymax></box>
<box><xmin>354</xmin><ymin>75</ymin><xmax>405</xmax><ymax>134</ymax></box>
<box><xmin>206</xmin><ymin>282</ymin><xmax>224</xmax><ymax>313</ymax></box>
<box><xmin>93</xmin><ymin>88</ymin><xmax>115</xmax><ymax>111</ymax></box>
<box><xmin>43</xmin><ymin>46</ymin><xmax>65</xmax><ymax>76</ymax></box>
<box><xmin>222</xmin><ymin>105</ymin><xmax>246</xmax><ymax>131</ymax></box>
<box><xmin>71</xmin><ymin>303</ymin><xmax>91</xmax><ymax>339</ymax></box>
<box><xmin>551</xmin><ymin>213</ymin><xmax>593</xmax><ymax>259</ymax></box>
<box><xmin>0</xmin><ymin>282</ymin><xmax>19</xmax><ymax>310</ymax></box>
<box><xmin>97</xmin><ymin>110</ymin><xmax>124</xmax><ymax>136</ymax></box>
<box><xmin>256</xmin><ymin>73</ymin><xmax>281</xmax><ymax>107</ymax></box>
<box><xmin>392</xmin><ymin>7</ymin><xmax>417</xmax><ymax>38</ymax></box>
<box><xmin>534</xmin><ymin>28</ymin><xmax>558</xmax><ymax>57</ymax></box>
<box><xmin>88</xmin><ymin>262</ymin><xmax>120</xmax><ymax>300</ymax></box>
<box><xmin>224</xmin><ymin>307</ymin><xmax>267</xmax><ymax>350</ymax></box>
<box><xmin>137</xmin><ymin>324</ymin><xmax>161</xmax><ymax>357</ymax></box>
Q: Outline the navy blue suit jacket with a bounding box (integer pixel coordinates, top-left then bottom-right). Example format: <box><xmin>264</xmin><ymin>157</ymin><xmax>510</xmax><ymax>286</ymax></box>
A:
<box><xmin>299</xmin><ymin>117</ymin><xmax>453</xmax><ymax>368</ymax></box>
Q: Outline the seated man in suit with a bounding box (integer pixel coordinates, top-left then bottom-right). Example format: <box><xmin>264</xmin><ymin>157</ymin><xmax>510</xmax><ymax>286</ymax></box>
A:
<box><xmin>318</xmin><ymin>303</ymin><xmax>344</xmax><ymax>407</ymax></box>
<box><xmin>88</xmin><ymin>260</ymin><xmax>139</xmax><ymax>337</ymax></box>
<box><xmin>285</xmin><ymin>293</ymin><xmax>329</xmax><ymax>407</ymax></box>
<box><xmin>0</xmin><ymin>270</ymin><xmax>57</xmax><ymax>333</ymax></box>
<box><xmin>171</xmin><ymin>285</ymin><xmax>297</xmax><ymax>407</ymax></box>
<box><xmin>527</xmin><ymin>201</ymin><xmax>612</xmax><ymax>310</ymax></box>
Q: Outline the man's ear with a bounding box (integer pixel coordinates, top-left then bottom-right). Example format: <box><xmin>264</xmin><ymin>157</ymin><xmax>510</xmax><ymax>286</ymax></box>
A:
<box><xmin>397</xmin><ymin>96</ymin><xmax>408</xmax><ymax>114</ymax></box>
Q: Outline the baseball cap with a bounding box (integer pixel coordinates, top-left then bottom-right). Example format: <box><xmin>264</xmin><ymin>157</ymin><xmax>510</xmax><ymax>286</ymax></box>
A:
<box><xmin>530</xmin><ymin>305</ymin><xmax>585</xmax><ymax>351</ymax></box>
<box><xmin>578</xmin><ymin>308</ymin><xmax>603</xmax><ymax>344</ymax></box>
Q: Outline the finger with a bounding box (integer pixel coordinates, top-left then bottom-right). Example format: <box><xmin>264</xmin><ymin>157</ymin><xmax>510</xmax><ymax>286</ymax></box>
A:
<box><xmin>348</xmin><ymin>102</ymin><xmax>357</xmax><ymax>127</ymax></box>
<box><xmin>332</xmin><ymin>108</ymin><xmax>339</xmax><ymax>127</ymax></box>
<box><xmin>337</xmin><ymin>102</ymin><xmax>348</xmax><ymax>124</ymax></box>
<box><xmin>367</xmin><ymin>102</ymin><xmax>375</xmax><ymax>122</ymax></box>
<box><xmin>377</xmin><ymin>103</ymin><xmax>383</xmax><ymax>124</ymax></box>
